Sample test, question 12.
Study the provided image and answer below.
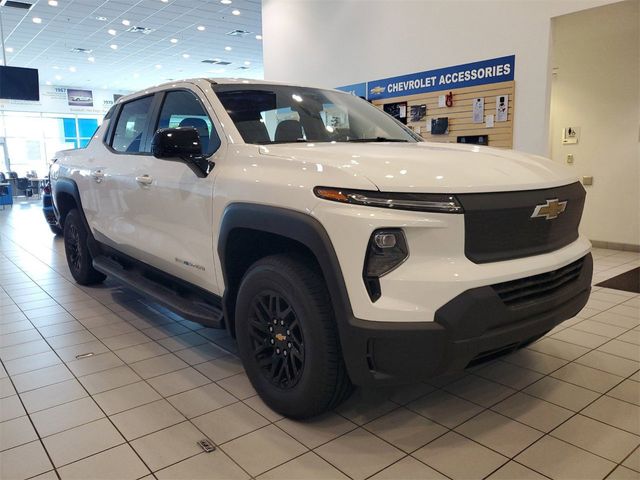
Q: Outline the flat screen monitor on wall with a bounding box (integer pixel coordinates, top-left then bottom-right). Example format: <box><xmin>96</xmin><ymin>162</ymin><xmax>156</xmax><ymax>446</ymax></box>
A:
<box><xmin>0</xmin><ymin>66</ymin><xmax>40</xmax><ymax>101</ymax></box>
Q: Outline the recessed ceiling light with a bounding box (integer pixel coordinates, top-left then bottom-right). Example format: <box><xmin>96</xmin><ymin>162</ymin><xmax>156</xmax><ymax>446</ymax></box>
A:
<box><xmin>88</xmin><ymin>56</ymin><xmax>95</xmax><ymax>62</ymax></box>
<box><xmin>121</xmin><ymin>19</ymin><xmax>130</xmax><ymax>26</ymax></box>
<box><xmin>170</xmin><ymin>38</ymin><xmax>178</xmax><ymax>43</ymax></box>
<box><xmin>55</xmin><ymin>74</ymin><xmax>62</xmax><ymax>80</ymax></box>
<box><xmin>160</xmin><ymin>0</ymin><xmax>168</xmax><ymax>2</ymax></box>
<box><xmin>96</xmin><ymin>16</ymin><xmax>108</xmax><ymax>21</ymax></box>
<box><xmin>5</xmin><ymin>47</ymin><xmax>13</xmax><ymax>53</ymax></box>
<box><xmin>110</xmin><ymin>44</ymin><xmax>118</xmax><ymax>50</ymax></box>
<box><xmin>255</xmin><ymin>34</ymin><xmax>262</xmax><ymax>40</ymax></box>
<box><xmin>155</xmin><ymin>64</ymin><xmax>162</xmax><ymax>69</ymax></box>
<box><xmin>220</xmin><ymin>0</ymin><xmax>232</xmax><ymax>4</ymax></box>
<box><xmin>69</xmin><ymin>66</ymin><xmax>76</xmax><ymax>72</ymax></box>
<box><xmin>108</xmin><ymin>29</ymin><xmax>116</xmax><ymax>35</ymax></box>
<box><xmin>231</xmin><ymin>9</ymin><xmax>240</xmax><ymax>15</ymax></box>
<box><xmin>224</xmin><ymin>46</ymin><xmax>232</xmax><ymax>51</ymax></box>
<box><xmin>32</xmin><ymin>17</ymin><xmax>42</xmax><ymax>24</ymax></box>
<box><xmin>197</xmin><ymin>25</ymin><xmax>205</xmax><ymax>31</ymax></box>
<box><xmin>182</xmin><ymin>53</ymin><xmax>190</xmax><ymax>58</ymax></box>
<box><xmin>48</xmin><ymin>0</ymin><xmax>58</xmax><ymax>6</ymax></box>
<box><xmin>244</xmin><ymin>61</ymin><xmax>251</xmax><ymax>65</ymax></box>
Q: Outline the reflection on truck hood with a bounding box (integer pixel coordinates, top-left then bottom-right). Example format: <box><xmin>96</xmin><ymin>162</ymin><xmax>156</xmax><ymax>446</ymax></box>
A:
<box><xmin>259</xmin><ymin>141</ymin><xmax>577</xmax><ymax>194</ymax></box>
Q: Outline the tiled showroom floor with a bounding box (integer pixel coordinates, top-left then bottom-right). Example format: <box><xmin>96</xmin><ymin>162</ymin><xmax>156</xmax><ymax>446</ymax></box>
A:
<box><xmin>1</xmin><ymin>201</ymin><xmax>639</xmax><ymax>480</ymax></box>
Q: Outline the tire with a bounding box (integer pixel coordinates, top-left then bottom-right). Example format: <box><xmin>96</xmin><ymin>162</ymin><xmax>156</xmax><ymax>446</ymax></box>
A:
<box><xmin>49</xmin><ymin>224</ymin><xmax>63</xmax><ymax>236</ymax></box>
<box><xmin>235</xmin><ymin>254</ymin><xmax>352</xmax><ymax>418</ymax></box>
<box><xmin>63</xmin><ymin>209</ymin><xmax>106</xmax><ymax>285</ymax></box>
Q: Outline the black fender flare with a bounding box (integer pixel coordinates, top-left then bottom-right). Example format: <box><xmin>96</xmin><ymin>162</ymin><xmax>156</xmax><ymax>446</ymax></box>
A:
<box><xmin>53</xmin><ymin>177</ymin><xmax>101</xmax><ymax>257</ymax></box>
<box><xmin>217</xmin><ymin>203</ymin><xmax>355</xmax><ymax>340</ymax></box>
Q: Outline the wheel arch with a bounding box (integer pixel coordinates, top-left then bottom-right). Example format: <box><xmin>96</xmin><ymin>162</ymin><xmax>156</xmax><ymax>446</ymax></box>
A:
<box><xmin>217</xmin><ymin>203</ymin><xmax>353</xmax><ymax>340</ymax></box>
<box><xmin>54</xmin><ymin>177</ymin><xmax>100</xmax><ymax>257</ymax></box>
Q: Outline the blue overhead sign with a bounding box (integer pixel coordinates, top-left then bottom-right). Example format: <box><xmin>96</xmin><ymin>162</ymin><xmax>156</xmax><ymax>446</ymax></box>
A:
<box><xmin>366</xmin><ymin>55</ymin><xmax>515</xmax><ymax>100</ymax></box>
<box><xmin>335</xmin><ymin>82</ymin><xmax>367</xmax><ymax>98</ymax></box>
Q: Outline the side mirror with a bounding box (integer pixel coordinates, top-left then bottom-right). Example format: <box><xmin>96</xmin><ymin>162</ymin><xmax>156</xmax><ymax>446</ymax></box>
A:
<box><xmin>151</xmin><ymin>127</ymin><xmax>212</xmax><ymax>177</ymax></box>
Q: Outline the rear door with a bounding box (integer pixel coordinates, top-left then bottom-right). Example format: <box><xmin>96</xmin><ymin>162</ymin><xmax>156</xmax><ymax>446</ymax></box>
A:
<box><xmin>92</xmin><ymin>94</ymin><xmax>157</xmax><ymax>252</ymax></box>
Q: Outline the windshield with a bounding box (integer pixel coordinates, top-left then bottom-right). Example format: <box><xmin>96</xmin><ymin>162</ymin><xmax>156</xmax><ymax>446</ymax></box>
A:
<box><xmin>212</xmin><ymin>83</ymin><xmax>421</xmax><ymax>145</ymax></box>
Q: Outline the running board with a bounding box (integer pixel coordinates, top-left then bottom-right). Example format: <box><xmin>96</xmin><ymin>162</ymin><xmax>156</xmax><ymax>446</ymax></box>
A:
<box><xmin>93</xmin><ymin>256</ymin><xmax>224</xmax><ymax>328</ymax></box>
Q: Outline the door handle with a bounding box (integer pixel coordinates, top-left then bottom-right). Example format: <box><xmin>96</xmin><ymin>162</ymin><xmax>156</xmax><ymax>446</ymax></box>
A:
<box><xmin>92</xmin><ymin>169</ymin><xmax>105</xmax><ymax>183</ymax></box>
<box><xmin>135</xmin><ymin>175</ymin><xmax>153</xmax><ymax>186</ymax></box>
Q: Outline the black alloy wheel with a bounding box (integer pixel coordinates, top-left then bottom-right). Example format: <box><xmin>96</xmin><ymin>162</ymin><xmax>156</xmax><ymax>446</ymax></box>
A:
<box><xmin>248</xmin><ymin>291</ymin><xmax>305</xmax><ymax>389</ymax></box>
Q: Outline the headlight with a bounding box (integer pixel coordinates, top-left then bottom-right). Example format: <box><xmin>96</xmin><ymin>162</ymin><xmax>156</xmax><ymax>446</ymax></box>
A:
<box><xmin>363</xmin><ymin>229</ymin><xmax>409</xmax><ymax>302</ymax></box>
<box><xmin>314</xmin><ymin>186</ymin><xmax>463</xmax><ymax>213</ymax></box>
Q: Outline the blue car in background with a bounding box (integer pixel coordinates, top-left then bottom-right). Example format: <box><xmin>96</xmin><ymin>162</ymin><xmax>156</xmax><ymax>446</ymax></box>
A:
<box><xmin>42</xmin><ymin>180</ymin><xmax>62</xmax><ymax>235</ymax></box>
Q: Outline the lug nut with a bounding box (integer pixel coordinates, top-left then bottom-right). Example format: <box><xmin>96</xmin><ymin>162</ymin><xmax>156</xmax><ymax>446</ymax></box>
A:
<box><xmin>276</xmin><ymin>348</ymin><xmax>280</xmax><ymax>354</ymax></box>
<box><xmin>283</xmin><ymin>350</ymin><xmax>288</xmax><ymax>356</ymax></box>
<box><xmin>280</xmin><ymin>320</ymin><xmax>284</xmax><ymax>326</ymax></box>
<box><xmin>288</xmin><ymin>342</ymin><xmax>292</xmax><ymax>348</ymax></box>
<box><xmin>273</xmin><ymin>319</ymin><xmax>277</xmax><ymax>325</ymax></box>
<box><xmin>270</xmin><ymin>339</ymin><xmax>275</xmax><ymax>344</ymax></box>
<box><xmin>269</xmin><ymin>326</ymin><xmax>273</xmax><ymax>332</ymax></box>
<box><xmin>286</xmin><ymin>330</ymin><xmax>290</xmax><ymax>335</ymax></box>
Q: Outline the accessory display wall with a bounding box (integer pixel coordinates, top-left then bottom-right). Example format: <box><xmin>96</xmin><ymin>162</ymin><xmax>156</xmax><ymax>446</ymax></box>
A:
<box><xmin>372</xmin><ymin>80</ymin><xmax>515</xmax><ymax>148</ymax></box>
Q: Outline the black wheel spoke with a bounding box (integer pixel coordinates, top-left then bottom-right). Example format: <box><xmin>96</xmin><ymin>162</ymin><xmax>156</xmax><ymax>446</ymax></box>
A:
<box><xmin>248</xmin><ymin>291</ymin><xmax>305</xmax><ymax>389</ymax></box>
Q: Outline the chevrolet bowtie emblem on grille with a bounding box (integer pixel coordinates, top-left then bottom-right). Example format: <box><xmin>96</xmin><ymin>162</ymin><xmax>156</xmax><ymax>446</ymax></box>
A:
<box><xmin>275</xmin><ymin>333</ymin><xmax>287</xmax><ymax>342</ymax></box>
<box><xmin>531</xmin><ymin>199</ymin><xmax>568</xmax><ymax>220</ymax></box>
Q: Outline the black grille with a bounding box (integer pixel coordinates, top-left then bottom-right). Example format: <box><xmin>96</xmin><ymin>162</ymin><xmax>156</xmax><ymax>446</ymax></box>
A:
<box><xmin>493</xmin><ymin>257</ymin><xmax>585</xmax><ymax>308</ymax></box>
<box><xmin>458</xmin><ymin>182</ymin><xmax>586</xmax><ymax>263</ymax></box>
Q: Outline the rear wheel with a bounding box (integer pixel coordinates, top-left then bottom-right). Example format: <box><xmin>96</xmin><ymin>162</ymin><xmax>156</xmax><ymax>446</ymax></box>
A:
<box><xmin>235</xmin><ymin>254</ymin><xmax>352</xmax><ymax>418</ymax></box>
<box><xmin>63</xmin><ymin>209</ymin><xmax>105</xmax><ymax>285</ymax></box>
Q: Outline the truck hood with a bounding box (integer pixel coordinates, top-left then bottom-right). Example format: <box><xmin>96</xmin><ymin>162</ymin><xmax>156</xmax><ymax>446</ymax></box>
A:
<box><xmin>259</xmin><ymin>142</ymin><xmax>577</xmax><ymax>193</ymax></box>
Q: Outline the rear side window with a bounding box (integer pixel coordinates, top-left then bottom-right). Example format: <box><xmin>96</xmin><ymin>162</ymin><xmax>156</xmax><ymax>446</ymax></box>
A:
<box><xmin>156</xmin><ymin>90</ymin><xmax>221</xmax><ymax>155</ymax></box>
<box><xmin>111</xmin><ymin>96</ymin><xmax>153</xmax><ymax>153</ymax></box>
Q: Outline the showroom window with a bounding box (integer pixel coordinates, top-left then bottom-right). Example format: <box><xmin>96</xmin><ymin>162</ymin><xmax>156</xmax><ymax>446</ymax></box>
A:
<box><xmin>156</xmin><ymin>90</ymin><xmax>221</xmax><ymax>155</ymax></box>
<box><xmin>111</xmin><ymin>95</ymin><xmax>154</xmax><ymax>154</ymax></box>
<box><xmin>0</xmin><ymin>111</ymin><xmax>102</xmax><ymax>177</ymax></box>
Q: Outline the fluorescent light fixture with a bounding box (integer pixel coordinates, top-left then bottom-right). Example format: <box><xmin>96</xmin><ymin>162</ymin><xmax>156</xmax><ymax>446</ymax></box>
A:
<box><xmin>197</xmin><ymin>25</ymin><xmax>205</xmax><ymax>31</ymax></box>
<box><xmin>48</xmin><ymin>0</ymin><xmax>58</xmax><ymax>6</ymax></box>
<box><xmin>231</xmin><ymin>9</ymin><xmax>240</xmax><ymax>15</ymax></box>
<box><xmin>170</xmin><ymin>38</ymin><xmax>178</xmax><ymax>43</ymax></box>
<box><xmin>121</xmin><ymin>19</ymin><xmax>130</xmax><ymax>26</ymax></box>
<box><xmin>32</xmin><ymin>17</ymin><xmax>42</xmax><ymax>24</ymax></box>
<box><xmin>224</xmin><ymin>46</ymin><xmax>232</xmax><ymax>51</ymax></box>
<box><xmin>110</xmin><ymin>44</ymin><xmax>118</xmax><ymax>49</ymax></box>
<box><xmin>220</xmin><ymin>0</ymin><xmax>232</xmax><ymax>4</ymax></box>
<box><xmin>108</xmin><ymin>29</ymin><xmax>116</xmax><ymax>35</ymax></box>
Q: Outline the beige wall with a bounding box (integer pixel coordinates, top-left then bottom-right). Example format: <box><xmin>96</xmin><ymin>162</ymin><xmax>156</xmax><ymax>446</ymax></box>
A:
<box><xmin>550</xmin><ymin>0</ymin><xmax>640</xmax><ymax>246</ymax></box>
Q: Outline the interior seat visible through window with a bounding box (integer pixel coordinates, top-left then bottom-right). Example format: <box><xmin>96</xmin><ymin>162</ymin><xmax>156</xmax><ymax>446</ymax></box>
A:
<box><xmin>274</xmin><ymin>119</ymin><xmax>304</xmax><ymax>142</ymax></box>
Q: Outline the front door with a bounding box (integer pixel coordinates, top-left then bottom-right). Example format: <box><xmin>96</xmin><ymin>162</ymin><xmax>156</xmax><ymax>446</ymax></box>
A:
<box><xmin>124</xmin><ymin>87</ymin><xmax>223</xmax><ymax>294</ymax></box>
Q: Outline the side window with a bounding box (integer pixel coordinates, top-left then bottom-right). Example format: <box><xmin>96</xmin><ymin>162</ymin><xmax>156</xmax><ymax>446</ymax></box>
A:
<box><xmin>157</xmin><ymin>90</ymin><xmax>221</xmax><ymax>155</ymax></box>
<box><xmin>111</xmin><ymin>96</ymin><xmax>154</xmax><ymax>153</ymax></box>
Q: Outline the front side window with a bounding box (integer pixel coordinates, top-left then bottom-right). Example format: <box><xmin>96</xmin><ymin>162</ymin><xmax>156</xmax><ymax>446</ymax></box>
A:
<box><xmin>111</xmin><ymin>96</ymin><xmax>153</xmax><ymax>153</ymax></box>
<box><xmin>213</xmin><ymin>84</ymin><xmax>420</xmax><ymax>145</ymax></box>
<box><xmin>157</xmin><ymin>90</ymin><xmax>221</xmax><ymax>155</ymax></box>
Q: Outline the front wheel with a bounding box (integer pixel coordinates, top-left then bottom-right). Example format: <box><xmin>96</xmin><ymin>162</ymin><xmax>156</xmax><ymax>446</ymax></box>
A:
<box><xmin>63</xmin><ymin>209</ymin><xmax>105</xmax><ymax>285</ymax></box>
<box><xmin>235</xmin><ymin>254</ymin><xmax>352</xmax><ymax>418</ymax></box>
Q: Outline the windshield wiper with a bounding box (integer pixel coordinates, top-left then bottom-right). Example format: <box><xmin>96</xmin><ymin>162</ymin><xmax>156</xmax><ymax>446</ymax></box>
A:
<box><xmin>347</xmin><ymin>137</ymin><xmax>409</xmax><ymax>143</ymax></box>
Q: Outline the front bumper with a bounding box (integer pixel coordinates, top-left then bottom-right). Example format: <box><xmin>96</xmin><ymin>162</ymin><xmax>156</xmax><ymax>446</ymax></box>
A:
<box><xmin>341</xmin><ymin>253</ymin><xmax>593</xmax><ymax>386</ymax></box>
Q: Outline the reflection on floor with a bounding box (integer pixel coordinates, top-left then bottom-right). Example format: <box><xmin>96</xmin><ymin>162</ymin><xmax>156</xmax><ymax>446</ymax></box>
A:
<box><xmin>1</xmin><ymin>200</ymin><xmax>639</xmax><ymax>480</ymax></box>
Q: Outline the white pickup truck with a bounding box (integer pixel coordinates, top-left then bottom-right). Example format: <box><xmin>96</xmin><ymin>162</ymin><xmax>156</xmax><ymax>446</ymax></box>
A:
<box><xmin>50</xmin><ymin>78</ymin><xmax>593</xmax><ymax>418</ymax></box>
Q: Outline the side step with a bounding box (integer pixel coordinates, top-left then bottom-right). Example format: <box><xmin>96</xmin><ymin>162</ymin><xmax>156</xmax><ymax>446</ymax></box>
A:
<box><xmin>93</xmin><ymin>256</ymin><xmax>224</xmax><ymax>328</ymax></box>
